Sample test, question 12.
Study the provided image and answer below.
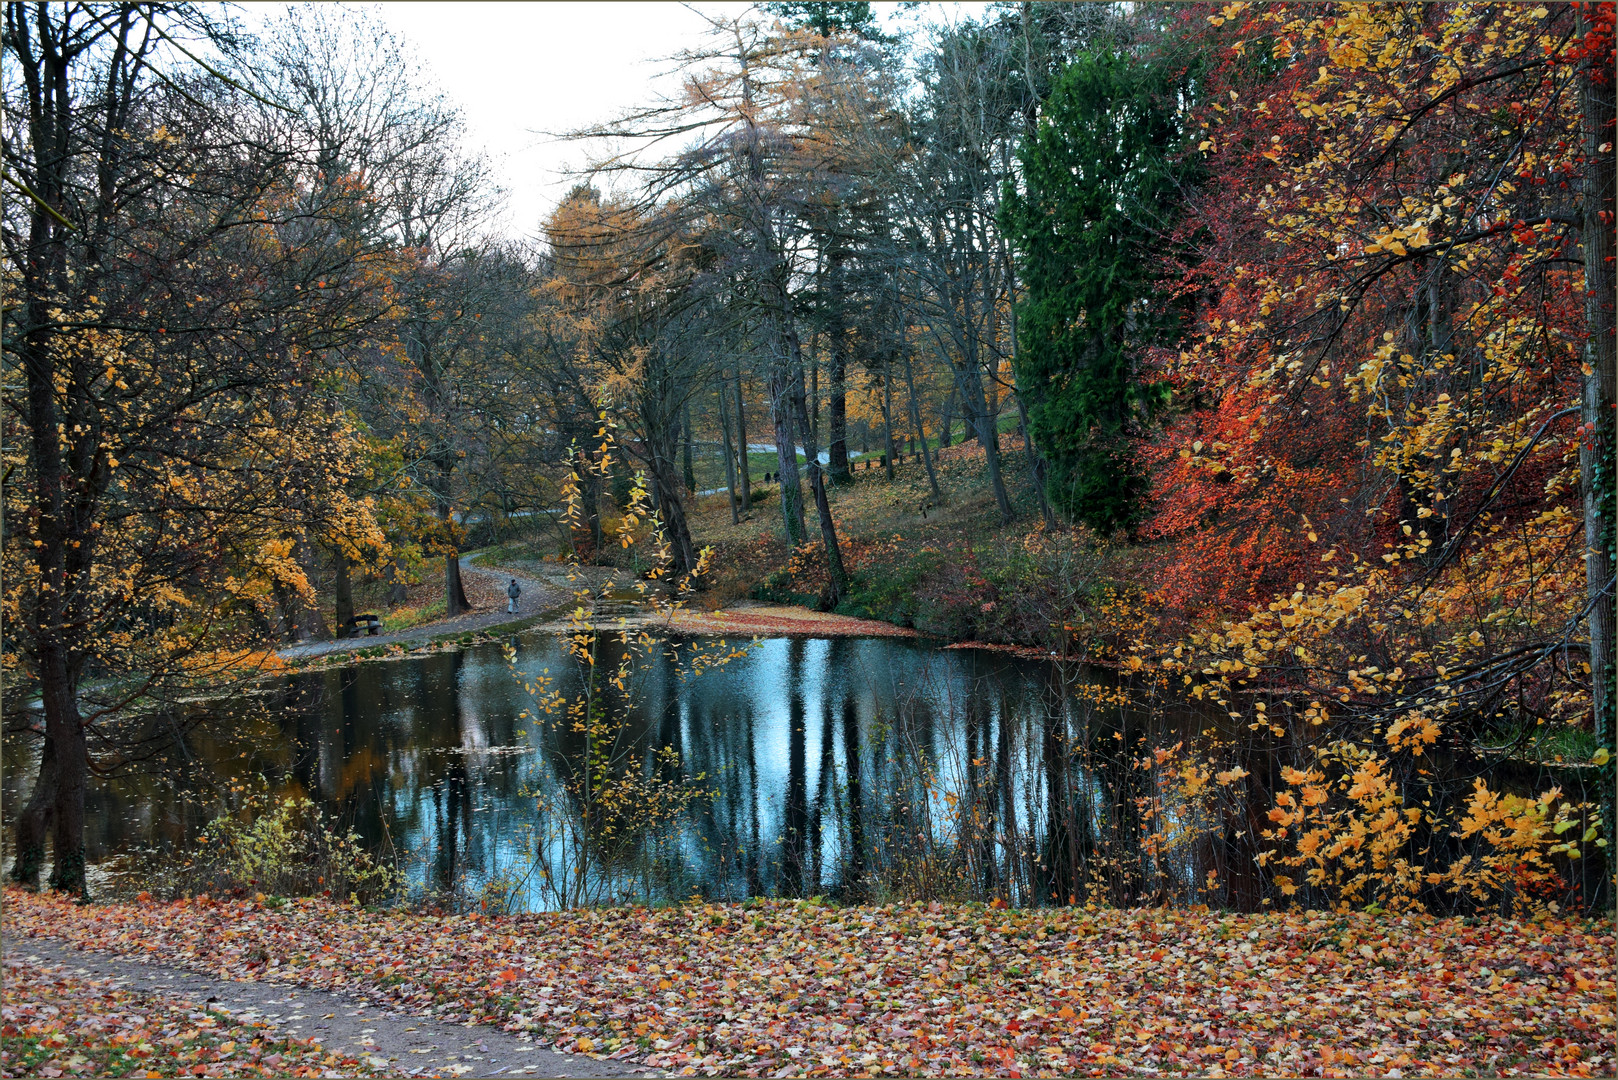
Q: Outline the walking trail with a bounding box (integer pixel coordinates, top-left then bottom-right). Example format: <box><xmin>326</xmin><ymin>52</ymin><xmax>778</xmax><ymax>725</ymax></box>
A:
<box><xmin>277</xmin><ymin>555</ymin><xmax>576</xmax><ymax>662</ymax></box>
<box><xmin>3</xmin><ymin>938</ymin><xmax>660</xmax><ymax>1079</ymax></box>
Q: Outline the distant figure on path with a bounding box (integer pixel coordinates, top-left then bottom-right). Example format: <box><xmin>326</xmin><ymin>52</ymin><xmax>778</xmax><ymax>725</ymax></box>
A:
<box><xmin>507</xmin><ymin>578</ymin><xmax>521</xmax><ymax>614</ymax></box>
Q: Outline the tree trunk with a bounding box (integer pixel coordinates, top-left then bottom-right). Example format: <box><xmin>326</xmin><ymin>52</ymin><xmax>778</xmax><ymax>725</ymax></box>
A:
<box><xmin>903</xmin><ymin>347</ymin><xmax>945</xmax><ymax>506</ymax></box>
<box><xmin>769</xmin><ymin>354</ymin><xmax>808</xmax><ymax>546</ymax></box>
<box><xmin>881</xmin><ymin>361</ymin><xmax>896</xmax><ymax>482</ymax></box>
<box><xmin>41</xmin><ymin>645</ymin><xmax>88</xmax><ymax>898</ymax></box>
<box><xmin>1015</xmin><ymin>392</ymin><xmax>1054</xmax><ymax>528</ymax></box>
<box><xmin>334</xmin><ymin>550</ymin><xmax>354</xmax><ymax>634</ymax></box>
<box><xmin>294</xmin><ymin>537</ymin><xmax>328</xmax><ymax>637</ymax></box>
<box><xmin>720</xmin><ymin>377</ymin><xmax>741</xmax><ymax>524</ymax></box>
<box><xmin>789</xmin><ymin>335</ymin><xmax>848</xmax><ymax>606</ymax></box>
<box><xmin>587</xmin><ymin>468</ymin><xmax>604</xmax><ymax>556</ymax></box>
<box><xmin>9</xmin><ymin>737</ymin><xmax>56</xmax><ymax>889</ymax></box>
<box><xmin>829</xmin><ymin>327</ymin><xmax>849</xmax><ymax>484</ymax></box>
<box><xmin>939</xmin><ymin>387</ymin><xmax>956</xmax><ymax>448</ymax></box>
<box><xmin>384</xmin><ymin>559</ymin><xmax>409</xmax><ymax>607</ymax></box>
<box><xmin>733</xmin><ymin>368</ymin><xmax>752</xmax><ymax>511</ymax></box>
<box><xmin>573</xmin><ymin>444</ymin><xmax>603</xmax><ymax>559</ymax></box>
<box><xmin>809</xmin><ymin>335</ymin><xmax>821</xmax><ymax>453</ymax></box>
<box><xmin>962</xmin><ymin>364</ymin><xmax>1015</xmax><ymax>525</ymax></box>
<box><xmin>1578</xmin><ymin>10</ymin><xmax>1616</xmax><ymax>855</ymax></box>
<box><xmin>652</xmin><ymin>450</ymin><xmax>700</xmax><ymax>577</ymax></box>
<box><xmin>444</xmin><ymin>552</ymin><xmax>471</xmax><ymax>616</ymax></box>
<box><xmin>1002</xmin><ymin>236</ymin><xmax>1056</xmax><ymax>528</ymax></box>
<box><xmin>682</xmin><ymin>401</ymin><xmax>697</xmax><ymax>494</ymax></box>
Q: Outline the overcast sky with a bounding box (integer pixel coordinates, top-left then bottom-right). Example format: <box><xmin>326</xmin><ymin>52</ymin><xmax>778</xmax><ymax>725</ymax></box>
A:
<box><xmin>237</xmin><ymin>2</ymin><xmax>987</xmax><ymax>243</ymax></box>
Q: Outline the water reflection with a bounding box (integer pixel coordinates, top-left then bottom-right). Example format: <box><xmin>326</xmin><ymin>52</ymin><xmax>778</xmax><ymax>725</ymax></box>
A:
<box><xmin>4</xmin><ymin>633</ymin><xmax>1217</xmax><ymax>910</ymax></box>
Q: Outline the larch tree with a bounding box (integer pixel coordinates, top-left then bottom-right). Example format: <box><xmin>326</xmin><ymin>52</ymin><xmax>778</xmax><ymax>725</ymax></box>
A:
<box><xmin>567</xmin><ymin>13</ymin><xmax>852</xmax><ymax>601</ymax></box>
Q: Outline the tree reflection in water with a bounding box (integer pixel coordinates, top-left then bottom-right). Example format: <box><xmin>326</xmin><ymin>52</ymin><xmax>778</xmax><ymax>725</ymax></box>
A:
<box><xmin>14</xmin><ymin>632</ymin><xmax>1269</xmax><ymax>910</ymax></box>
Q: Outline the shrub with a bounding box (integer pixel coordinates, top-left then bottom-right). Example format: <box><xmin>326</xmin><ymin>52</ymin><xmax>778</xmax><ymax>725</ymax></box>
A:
<box><xmin>124</xmin><ymin>791</ymin><xmax>401</xmax><ymax>904</ymax></box>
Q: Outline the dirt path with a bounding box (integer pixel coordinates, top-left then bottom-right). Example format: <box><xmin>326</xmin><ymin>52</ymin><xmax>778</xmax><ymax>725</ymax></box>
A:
<box><xmin>278</xmin><ymin>555</ymin><xmax>573</xmax><ymax>662</ymax></box>
<box><xmin>4</xmin><ymin>938</ymin><xmax>660</xmax><ymax>1078</ymax></box>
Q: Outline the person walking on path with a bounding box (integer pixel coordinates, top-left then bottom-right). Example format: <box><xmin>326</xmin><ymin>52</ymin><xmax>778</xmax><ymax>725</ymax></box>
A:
<box><xmin>507</xmin><ymin>578</ymin><xmax>521</xmax><ymax>614</ymax></box>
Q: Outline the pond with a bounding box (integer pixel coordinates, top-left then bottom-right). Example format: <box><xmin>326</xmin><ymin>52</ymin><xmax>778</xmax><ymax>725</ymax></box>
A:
<box><xmin>7</xmin><ymin>629</ymin><xmax>1601</xmax><ymax>913</ymax></box>
<box><xmin>3</xmin><ymin>632</ymin><xmax>1225</xmax><ymax>911</ymax></box>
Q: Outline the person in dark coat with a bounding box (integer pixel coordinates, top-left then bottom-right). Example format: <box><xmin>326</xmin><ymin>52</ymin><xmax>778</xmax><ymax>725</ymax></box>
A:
<box><xmin>507</xmin><ymin>578</ymin><xmax>521</xmax><ymax>614</ymax></box>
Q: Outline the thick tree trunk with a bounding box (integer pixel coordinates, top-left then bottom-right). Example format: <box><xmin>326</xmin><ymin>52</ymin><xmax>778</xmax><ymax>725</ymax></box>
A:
<box><xmin>939</xmin><ymin>387</ymin><xmax>956</xmax><ymax>449</ymax></box>
<box><xmin>334</xmin><ymin>551</ymin><xmax>354</xmax><ymax>634</ymax></box>
<box><xmin>652</xmin><ymin>450</ymin><xmax>700</xmax><ymax>577</ymax></box>
<box><xmin>294</xmin><ymin>538</ymin><xmax>328</xmax><ymax>636</ymax></box>
<box><xmin>272</xmin><ymin>580</ymin><xmax>304</xmax><ymax>642</ymax></box>
<box><xmin>22</xmin><ymin>305</ymin><xmax>89</xmax><ymax>897</ymax></box>
<box><xmin>733</xmin><ymin>368</ymin><xmax>752</xmax><ymax>511</ymax></box>
<box><xmin>1577</xmin><ymin>15</ymin><xmax>1616</xmax><ymax>856</ymax></box>
<box><xmin>444</xmin><ymin>552</ymin><xmax>471</xmax><ymax>616</ymax></box>
<box><xmin>9</xmin><ymin>736</ymin><xmax>56</xmax><ymax>889</ymax></box>
<box><xmin>41</xmin><ymin>647</ymin><xmax>88</xmax><ymax>898</ymax></box>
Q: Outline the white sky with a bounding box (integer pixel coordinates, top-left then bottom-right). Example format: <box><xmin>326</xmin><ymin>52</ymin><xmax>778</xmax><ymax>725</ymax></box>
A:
<box><xmin>237</xmin><ymin>2</ymin><xmax>989</xmax><ymax>242</ymax></box>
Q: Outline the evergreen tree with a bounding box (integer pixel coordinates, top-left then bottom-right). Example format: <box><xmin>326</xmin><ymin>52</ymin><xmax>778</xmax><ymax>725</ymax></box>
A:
<box><xmin>1002</xmin><ymin>48</ymin><xmax>1193</xmax><ymax>536</ymax></box>
<box><xmin>762</xmin><ymin>1</ymin><xmax>891</xmax><ymax>42</ymax></box>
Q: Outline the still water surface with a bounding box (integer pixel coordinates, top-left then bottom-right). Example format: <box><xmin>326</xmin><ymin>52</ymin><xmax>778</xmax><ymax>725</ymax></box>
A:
<box><xmin>6</xmin><ymin>632</ymin><xmax>1212</xmax><ymax>909</ymax></box>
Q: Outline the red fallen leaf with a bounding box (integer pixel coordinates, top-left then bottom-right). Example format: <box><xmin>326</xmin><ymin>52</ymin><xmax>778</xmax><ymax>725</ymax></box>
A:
<box><xmin>497</xmin><ymin>968</ymin><xmax>519</xmax><ymax>982</ymax></box>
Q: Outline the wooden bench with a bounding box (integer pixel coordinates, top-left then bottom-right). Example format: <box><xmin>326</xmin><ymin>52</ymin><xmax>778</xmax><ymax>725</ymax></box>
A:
<box><xmin>345</xmin><ymin>613</ymin><xmax>381</xmax><ymax>638</ymax></box>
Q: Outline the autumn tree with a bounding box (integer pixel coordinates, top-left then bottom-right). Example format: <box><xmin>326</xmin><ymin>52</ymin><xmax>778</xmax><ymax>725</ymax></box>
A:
<box><xmin>261</xmin><ymin>4</ymin><xmax>498</xmax><ymax>619</ymax></box>
<box><xmin>2</xmin><ymin>2</ymin><xmax>389</xmax><ymax>894</ymax></box>
<box><xmin>539</xmin><ymin>188</ymin><xmax>714</xmax><ymax>574</ymax></box>
<box><xmin>568</xmin><ymin>14</ymin><xmax>862</xmax><ymax>601</ymax></box>
<box><xmin>1144</xmin><ymin>1</ymin><xmax>1614</xmax><ymax>909</ymax></box>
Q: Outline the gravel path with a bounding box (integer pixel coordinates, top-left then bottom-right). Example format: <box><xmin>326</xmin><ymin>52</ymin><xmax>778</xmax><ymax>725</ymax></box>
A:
<box><xmin>4</xmin><ymin>938</ymin><xmax>661</xmax><ymax>1078</ymax></box>
<box><xmin>278</xmin><ymin>555</ymin><xmax>572</xmax><ymax>662</ymax></box>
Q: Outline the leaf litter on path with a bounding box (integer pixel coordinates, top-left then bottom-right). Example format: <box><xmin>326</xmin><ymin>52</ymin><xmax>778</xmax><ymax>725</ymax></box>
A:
<box><xmin>0</xmin><ymin>954</ymin><xmax>394</xmax><ymax>1078</ymax></box>
<box><xmin>4</xmin><ymin>888</ymin><xmax>1612</xmax><ymax>1077</ymax></box>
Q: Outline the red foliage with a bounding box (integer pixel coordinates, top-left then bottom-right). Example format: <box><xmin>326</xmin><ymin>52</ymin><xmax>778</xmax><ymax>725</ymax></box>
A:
<box><xmin>1141</xmin><ymin>2</ymin><xmax>1596</xmax><ymax>623</ymax></box>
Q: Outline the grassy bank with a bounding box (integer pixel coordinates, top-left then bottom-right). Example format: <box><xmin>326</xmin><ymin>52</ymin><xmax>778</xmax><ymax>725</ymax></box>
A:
<box><xmin>686</xmin><ymin>438</ymin><xmax>1145</xmax><ymax>652</ymax></box>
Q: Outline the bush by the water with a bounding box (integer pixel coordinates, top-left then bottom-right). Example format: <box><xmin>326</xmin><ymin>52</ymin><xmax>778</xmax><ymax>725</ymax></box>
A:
<box><xmin>122</xmin><ymin>791</ymin><xmax>400</xmax><ymax>904</ymax></box>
